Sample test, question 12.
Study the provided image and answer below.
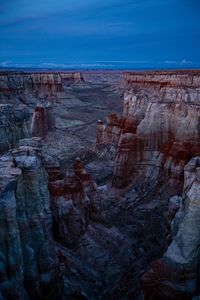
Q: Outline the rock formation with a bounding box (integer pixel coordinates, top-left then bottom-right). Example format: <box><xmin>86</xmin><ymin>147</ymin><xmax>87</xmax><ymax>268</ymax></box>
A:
<box><xmin>0</xmin><ymin>104</ymin><xmax>29</xmax><ymax>153</ymax></box>
<box><xmin>124</xmin><ymin>70</ymin><xmax>200</xmax><ymax>88</ymax></box>
<box><xmin>0</xmin><ymin>70</ymin><xmax>199</xmax><ymax>299</ymax></box>
<box><xmin>0</xmin><ymin>138</ymin><xmax>62</xmax><ymax>299</ymax></box>
<box><xmin>141</xmin><ymin>157</ymin><xmax>200</xmax><ymax>300</ymax></box>
<box><xmin>49</xmin><ymin>157</ymin><xmax>96</xmax><ymax>248</ymax></box>
<box><xmin>96</xmin><ymin>71</ymin><xmax>200</xmax><ymax>297</ymax></box>
<box><xmin>0</xmin><ymin>71</ymin><xmax>83</xmax><ymax>103</ymax></box>
<box><xmin>31</xmin><ymin>103</ymin><xmax>55</xmax><ymax>138</ymax></box>
<box><xmin>97</xmin><ymin>71</ymin><xmax>200</xmax><ymax>188</ymax></box>
<box><xmin>112</xmin><ymin>133</ymin><xmax>144</xmax><ymax>187</ymax></box>
<box><xmin>60</xmin><ymin>72</ymin><xmax>84</xmax><ymax>83</ymax></box>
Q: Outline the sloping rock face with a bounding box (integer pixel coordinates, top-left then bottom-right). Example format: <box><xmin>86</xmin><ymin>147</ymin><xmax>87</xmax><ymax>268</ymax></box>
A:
<box><xmin>142</xmin><ymin>157</ymin><xmax>200</xmax><ymax>300</ymax></box>
<box><xmin>0</xmin><ymin>139</ymin><xmax>62</xmax><ymax>299</ymax></box>
<box><xmin>0</xmin><ymin>104</ymin><xmax>29</xmax><ymax>153</ymax></box>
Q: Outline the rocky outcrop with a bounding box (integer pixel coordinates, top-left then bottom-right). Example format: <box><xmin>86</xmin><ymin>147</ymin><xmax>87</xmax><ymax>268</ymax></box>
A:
<box><xmin>141</xmin><ymin>157</ymin><xmax>200</xmax><ymax>299</ymax></box>
<box><xmin>49</xmin><ymin>158</ymin><xmax>96</xmax><ymax>248</ymax></box>
<box><xmin>0</xmin><ymin>138</ymin><xmax>62</xmax><ymax>299</ymax></box>
<box><xmin>31</xmin><ymin>103</ymin><xmax>55</xmax><ymax>138</ymax></box>
<box><xmin>96</xmin><ymin>114</ymin><xmax>122</xmax><ymax>145</ymax></box>
<box><xmin>96</xmin><ymin>113</ymin><xmax>137</xmax><ymax>145</ymax></box>
<box><xmin>0</xmin><ymin>104</ymin><xmax>29</xmax><ymax>153</ymax></box>
<box><xmin>112</xmin><ymin>133</ymin><xmax>144</xmax><ymax>187</ymax></box>
<box><xmin>123</xmin><ymin>89</ymin><xmax>149</xmax><ymax>123</ymax></box>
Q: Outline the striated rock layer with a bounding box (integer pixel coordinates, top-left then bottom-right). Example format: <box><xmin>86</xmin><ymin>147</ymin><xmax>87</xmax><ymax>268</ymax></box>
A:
<box><xmin>124</xmin><ymin>70</ymin><xmax>200</xmax><ymax>88</ymax></box>
<box><xmin>0</xmin><ymin>71</ymin><xmax>83</xmax><ymax>103</ymax></box>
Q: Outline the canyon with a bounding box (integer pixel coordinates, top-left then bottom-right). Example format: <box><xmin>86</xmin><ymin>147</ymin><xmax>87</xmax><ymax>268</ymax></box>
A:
<box><xmin>0</xmin><ymin>69</ymin><xmax>199</xmax><ymax>299</ymax></box>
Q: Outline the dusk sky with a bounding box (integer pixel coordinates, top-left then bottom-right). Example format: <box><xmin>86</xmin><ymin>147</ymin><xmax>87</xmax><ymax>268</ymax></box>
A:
<box><xmin>0</xmin><ymin>0</ymin><xmax>200</xmax><ymax>69</ymax></box>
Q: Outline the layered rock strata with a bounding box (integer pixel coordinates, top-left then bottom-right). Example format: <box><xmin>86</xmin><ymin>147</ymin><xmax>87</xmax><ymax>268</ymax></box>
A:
<box><xmin>124</xmin><ymin>70</ymin><xmax>200</xmax><ymax>88</ymax></box>
<box><xmin>0</xmin><ymin>72</ymin><xmax>83</xmax><ymax>102</ymax></box>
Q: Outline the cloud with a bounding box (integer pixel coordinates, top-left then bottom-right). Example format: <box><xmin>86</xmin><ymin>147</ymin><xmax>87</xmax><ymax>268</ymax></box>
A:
<box><xmin>0</xmin><ymin>61</ymin><xmax>12</xmax><ymax>67</ymax></box>
<box><xmin>164</xmin><ymin>60</ymin><xmax>194</xmax><ymax>65</ymax></box>
<box><xmin>180</xmin><ymin>59</ymin><xmax>193</xmax><ymax>64</ymax></box>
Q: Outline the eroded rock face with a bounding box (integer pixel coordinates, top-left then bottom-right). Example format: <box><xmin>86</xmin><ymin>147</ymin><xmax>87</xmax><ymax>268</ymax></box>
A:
<box><xmin>31</xmin><ymin>104</ymin><xmax>55</xmax><ymax>138</ymax></box>
<box><xmin>142</xmin><ymin>157</ymin><xmax>200</xmax><ymax>299</ymax></box>
<box><xmin>0</xmin><ymin>71</ymin><xmax>83</xmax><ymax>103</ymax></box>
<box><xmin>0</xmin><ymin>140</ymin><xmax>62</xmax><ymax>299</ymax></box>
<box><xmin>60</xmin><ymin>72</ymin><xmax>84</xmax><ymax>83</ymax></box>
<box><xmin>94</xmin><ymin>71</ymin><xmax>200</xmax><ymax>297</ymax></box>
<box><xmin>49</xmin><ymin>158</ymin><xmax>96</xmax><ymax>248</ymax></box>
<box><xmin>112</xmin><ymin>133</ymin><xmax>144</xmax><ymax>188</ymax></box>
<box><xmin>109</xmin><ymin>71</ymin><xmax>200</xmax><ymax>188</ymax></box>
<box><xmin>0</xmin><ymin>104</ymin><xmax>29</xmax><ymax>153</ymax></box>
<box><xmin>96</xmin><ymin>113</ymin><xmax>137</xmax><ymax>145</ymax></box>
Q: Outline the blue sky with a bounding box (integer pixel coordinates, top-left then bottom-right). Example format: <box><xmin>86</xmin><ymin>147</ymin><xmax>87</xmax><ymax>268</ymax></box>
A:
<box><xmin>0</xmin><ymin>0</ymin><xmax>200</xmax><ymax>69</ymax></box>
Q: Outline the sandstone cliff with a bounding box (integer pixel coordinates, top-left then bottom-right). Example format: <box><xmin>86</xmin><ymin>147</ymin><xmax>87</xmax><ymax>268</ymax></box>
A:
<box><xmin>124</xmin><ymin>70</ymin><xmax>200</xmax><ymax>88</ymax></box>
<box><xmin>101</xmin><ymin>71</ymin><xmax>200</xmax><ymax>188</ymax></box>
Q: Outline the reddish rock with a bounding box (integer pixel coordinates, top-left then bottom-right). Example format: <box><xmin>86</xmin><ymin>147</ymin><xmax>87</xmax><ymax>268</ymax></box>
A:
<box><xmin>123</xmin><ymin>70</ymin><xmax>200</xmax><ymax>88</ymax></box>
<box><xmin>31</xmin><ymin>104</ymin><xmax>55</xmax><ymax>138</ymax></box>
<box><xmin>49</xmin><ymin>159</ymin><xmax>96</xmax><ymax>248</ymax></box>
<box><xmin>96</xmin><ymin>114</ymin><xmax>137</xmax><ymax>145</ymax></box>
<box><xmin>112</xmin><ymin>133</ymin><xmax>144</xmax><ymax>188</ymax></box>
<box><xmin>96</xmin><ymin>118</ymin><xmax>121</xmax><ymax>145</ymax></box>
